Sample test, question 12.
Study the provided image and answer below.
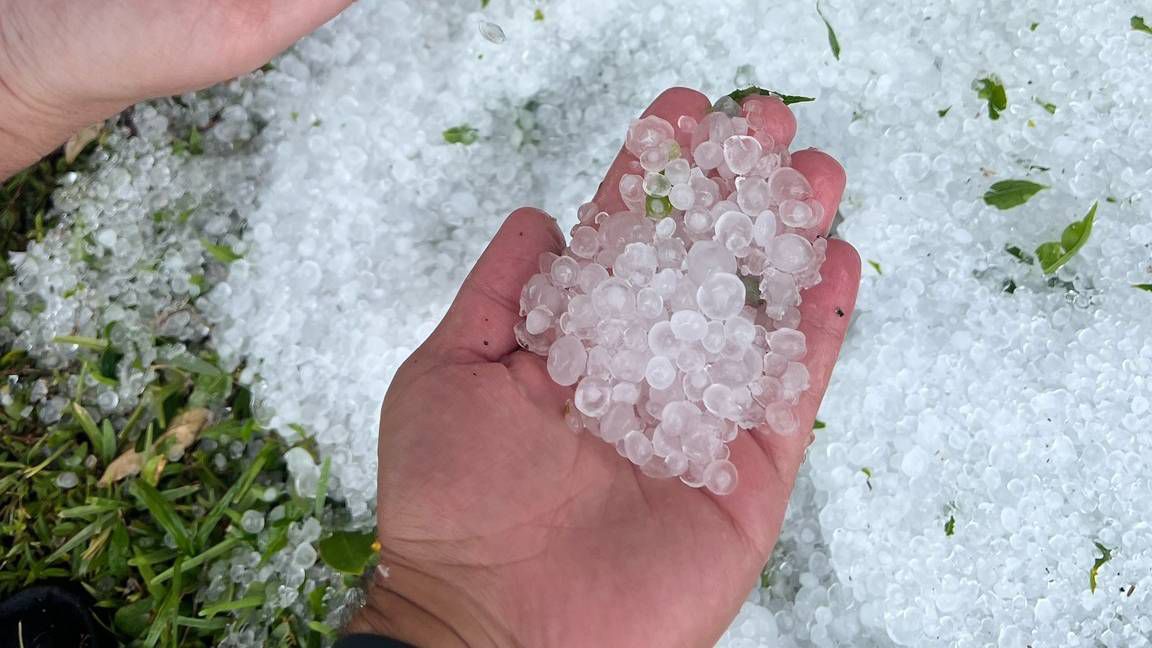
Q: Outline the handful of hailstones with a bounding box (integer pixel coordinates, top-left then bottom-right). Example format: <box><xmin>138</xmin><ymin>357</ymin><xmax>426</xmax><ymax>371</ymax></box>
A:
<box><xmin>516</xmin><ymin>93</ymin><xmax>827</xmax><ymax>496</ymax></box>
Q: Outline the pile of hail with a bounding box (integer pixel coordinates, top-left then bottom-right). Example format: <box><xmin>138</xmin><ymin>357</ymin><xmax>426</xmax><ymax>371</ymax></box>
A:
<box><xmin>516</xmin><ymin>94</ymin><xmax>827</xmax><ymax>496</ymax></box>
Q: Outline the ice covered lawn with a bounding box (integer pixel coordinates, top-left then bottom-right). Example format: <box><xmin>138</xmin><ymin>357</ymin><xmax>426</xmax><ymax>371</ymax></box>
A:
<box><xmin>13</xmin><ymin>0</ymin><xmax>1152</xmax><ymax>645</ymax></box>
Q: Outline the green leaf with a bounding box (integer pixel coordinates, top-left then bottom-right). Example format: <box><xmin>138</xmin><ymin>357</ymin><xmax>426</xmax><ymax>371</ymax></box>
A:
<box><xmin>442</xmin><ymin>125</ymin><xmax>479</xmax><ymax>145</ymax></box>
<box><xmin>202</xmin><ymin>239</ymin><xmax>242</xmax><ymax>264</ymax></box>
<box><xmin>130</xmin><ymin>480</ymin><xmax>195</xmax><ymax>555</ymax></box>
<box><xmin>114</xmin><ymin>597</ymin><xmax>154</xmax><ymax>638</ymax></box>
<box><xmin>974</xmin><ymin>76</ymin><xmax>1008</xmax><ymax>120</ymax></box>
<box><xmin>726</xmin><ymin>86</ymin><xmax>815</xmax><ymax>105</ymax></box>
<box><xmin>1132</xmin><ymin>16</ymin><xmax>1152</xmax><ymax>35</ymax></box>
<box><xmin>867</xmin><ymin>260</ymin><xmax>882</xmax><ymax>275</ymax></box>
<box><xmin>1030</xmin><ymin>21</ymin><xmax>1039</xmax><ymax>31</ymax></box>
<box><xmin>944</xmin><ymin>515</ymin><xmax>956</xmax><ymax>536</ymax></box>
<box><xmin>860</xmin><ymin>467</ymin><xmax>872</xmax><ymax>478</ymax></box>
<box><xmin>199</xmin><ymin>593</ymin><xmax>265</xmax><ymax>618</ymax></box>
<box><xmin>816</xmin><ymin>2</ymin><xmax>841</xmax><ymax>60</ymax></box>
<box><xmin>1134</xmin><ymin>284</ymin><xmax>1152</xmax><ymax>292</ymax></box>
<box><xmin>937</xmin><ymin>106</ymin><xmax>951</xmax><ymax>118</ymax></box>
<box><xmin>99</xmin><ymin>419</ymin><xmax>117</xmax><ymax>465</ymax></box>
<box><xmin>983</xmin><ymin>180</ymin><xmax>1047</xmax><ymax>210</ymax></box>
<box><xmin>740</xmin><ymin>274</ymin><xmax>764</xmax><ymax>307</ymax></box>
<box><xmin>813</xmin><ymin>419</ymin><xmax>826</xmax><ymax>429</ymax></box>
<box><xmin>1005</xmin><ymin>245</ymin><xmax>1034</xmax><ymax>265</ymax></box>
<box><xmin>1034</xmin><ymin>202</ymin><xmax>1097</xmax><ymax>275</ymax></box>
<box><xmin>481</xmin><ymin>0</ymin><xmax>490</xmax><ymax>7</ymax></box>
<box><xmin>52</xmin><ymin>335</ymin><xmax>109</xmax><ymax>351</ymax></box>
<box><xmin>71</xmin><ymin>402</ymin><xmax>107</xmax><ymax>460</ymax></box>
<box><xmin>533</xmin><ymin>8</ymin><xmax>544</xmax><ymax>21</ymax></box>
<box><xmin>308</xmin><ymin>621</ymin><xmax>337</xmax><ymax>636</ymax></box>
<box><xmin>150</xmin><ymin>537</ymin><xmax>241</xmax><ymax>587</ymax></box>
<box><xmin>1034</xmin><ymin>98</ymin><xmax>1057</xmax><ymax>114</ymax></box>
<box><xmin>1090</xmin><ymin>541</ymin><xmax>1112</xmax><ymax>593</ymax></box>
<box><xmin>317</xmin><ymin>531</ymin><xmax>378</xmax><ymax>575</ymax></box>
<box><xmin>169</xmin><ymin>353</ymin><xmax>224</xmax><ymax>376</ymax></box>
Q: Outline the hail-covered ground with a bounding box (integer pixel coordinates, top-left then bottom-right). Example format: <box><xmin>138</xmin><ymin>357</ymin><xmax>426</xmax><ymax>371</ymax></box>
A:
<box><xmin>7</xmin><ymin>0</ymin><xmax>1152</xmax><ymax>645</ymax></box>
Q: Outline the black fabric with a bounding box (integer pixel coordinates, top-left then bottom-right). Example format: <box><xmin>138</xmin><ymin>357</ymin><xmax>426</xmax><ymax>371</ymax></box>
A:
<box><xmin>335</xmin><ymin>634</ymin><xmax>418</xmax><ymax>648</ymax></box>
<box><xmin>0</xmin><ymin>583</ymin><xmax>113</xmax><ymax>648</ymax></box>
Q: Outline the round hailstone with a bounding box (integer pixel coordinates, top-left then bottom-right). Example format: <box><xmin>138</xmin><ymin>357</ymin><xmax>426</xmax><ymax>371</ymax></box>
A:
<box><xmin>575</xmin><ymin>377</ymin><xmax>612</xmax><ymax>417</ymax></box>
<box><xmin>768</xmin><ymin>167</ymin><xmax>813</xmax><ymax>202</ymax></box>
<box><xmin>644</xmin><ymin>172</ymin><xmax>672</xmax><ymax>197</ymax></box>
<box><xmin>769</xmin><ymin>328</ymin><xmax>806</xmax><ymax>359</ymax></box>
<box><xmin>525</xmin><ymin>306</ymin><xmax>553</xmax><ymax>334</ymax></box>
<box><xmin>578</xmin><ymin>263</ymin><xmax>609</xmax><ymax>294</ymax></box>
<box><xmin>645</xmin><ymin>356</ymin><xmax>677</xmax><ymax>390</ymax></box>
<box><xmin>600</xmin><ymin>403</ymin><xmax>639</xmax><ymax>442</ymax></box>
<box><xmin>684</xmin><ymin>209</ymin><xmax>715</xmax><ymax>236</ymax></box>
<box><xmin>670</xmin><ymin>310</ymin><xmax>708</xmax><ymax>341</ymax></box>
<box><xmin>770</xmin><ymin>233</ymin><xmax>815</xmax><ymax>273</ymax></box>
<box><xmin>665</xmin><ymin>158</ymin><xmax>692</xmax><ymax>184</ymax></box>
<box><xmin>626</xmin><ymin>116</ymin><xmax>676</xmax><ymax>157</ymax></box>
<box><xmin>693</xmin><ymin>141</ymin><xmax>724</xmax><ymax>170</ymax></box>
<box><xmin>696</xmin><ymin>272</ymin><xmax>745</xmax><ymax>320</ymax></box>
<box><xmin>547</xmin><ymin>335</ymin><xmax>587</xmax><ymax>386</ymax></box>
<box><xmin>764</xmin><ymin>401</ymin><xmax>799</xmax><ymax>436</ymax></box>
<box><xmin>591</xmin><ymin>277</ymin><xmax>634</xmax><ymax>317</ymax></box>
<box><xmin>619</xmin><ymin>174</ymin><xmax>645</xmax><ymax>206</ymax></box>
<box><xmin>685</xmin><ymin>240</ymin><xmax>737</xmax><ymax>283</ymax></box>
<box><xmin>703</xmin><ymin>459</ymin><xmax>739</xmax><ymax>495</ymax></box>
<box><xmin>778</xmin><ymin>199</ymin><xmax>819</xmax><ymax>229</ymax></box>
<box><xmin>723</xmin><ymin>135</ymin><xmax>763</xmax><ymax>175</ymax></box>
<box><xmin>714</xmin><ymin>211</ymin><xmax>754</xmax><ymax>252</ymax></box>
<box><xmin>668</xmin><ymin>183</ymin><xmax>696</xmax><ymax>210</ymax></box>
<box><xmin>570</xmin><ymin>226</ymin><xmax>600</xmax><ymax>259</ymax></box>
<box><xmin>647</xmin><ymin>321</ymin><xmax>680</xmax><ymax>356</ymax></box>
<box><xmin>736</xmin><ymin>177</ymin><xmax>772</xmax><ymax>214</ymax></box>
<box><xmin>550</xmin><ymin>256</ymin><xmax>580</xmax><ymax>287</ymax></box>
<box><xmin>753</xmin><ymin>210</ymin><xmax>778</xmax><ymax>247</ymax></box>
<box><xmin>636</xmin><ymin>288</ymin><xmax>664</xmax><ymax>319</ymax></box>
<box><xmin>624</xmin><ymin>429</ymin><xmax>655</xmax><ymax>465</ymax></box>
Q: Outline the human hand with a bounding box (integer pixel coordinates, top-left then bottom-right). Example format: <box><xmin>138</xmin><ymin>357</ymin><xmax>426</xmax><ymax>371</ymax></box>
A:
<box><xmin>348</xmin><ymin>88</ymin><xmax>861</xmax><ymax>647</ymax></box>
<box><xmin>0</xmin><ymin>0</ymin><xmax>353</xmax><ymax>178</ymax></box>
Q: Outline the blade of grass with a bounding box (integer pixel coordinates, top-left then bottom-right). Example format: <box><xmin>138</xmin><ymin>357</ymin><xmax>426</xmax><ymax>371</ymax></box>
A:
<box><xmin>198</xmin><ymin>593</ymin><xmax>265</xmax><ymax>618</ymax></box>
<box><xmin>195</xmin><ymin>444</ymin><xmax>274</xmax><ymax>546</ymax></box>
<box><xmin>149</xmin><ymin>536</ymin><xmax>240</xmax><ymax>588</ymax></box>
<box><xmin>313</xmin><ymin>456</ymin><xmax>332</xmax><ymax>518</ymax></box>
<box><xmin>129</xmin><ymin>480</ymin><xmax>194</xmax><ymax>555</ymax></box>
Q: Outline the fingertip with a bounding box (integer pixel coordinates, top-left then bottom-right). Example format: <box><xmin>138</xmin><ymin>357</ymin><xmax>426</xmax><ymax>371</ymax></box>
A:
<box><xmin>790</xmin><ymin>149</ymin><xmax>846</xmax><ymax>234</ymax></box>
<box><xmin>740</xmin><ymin>95</ymin><xmax>798</xmax><ymax>149</ymax></box>
<box><xmin>505</xmin><ymin>206</ymin><xmax>564</xmax><ymax>249</ymax></box>
<box><xmin>644</xmin><ymin>87</ymin><xmax>714</xmax><ymax>120</ymax></box>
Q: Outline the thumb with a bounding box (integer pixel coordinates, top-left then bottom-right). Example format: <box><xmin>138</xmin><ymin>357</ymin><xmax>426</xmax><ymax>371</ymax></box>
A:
<box><xmin>422</xmin><ymin>207</ymin><xmax>564</xmax><ymax>363</ymax></box>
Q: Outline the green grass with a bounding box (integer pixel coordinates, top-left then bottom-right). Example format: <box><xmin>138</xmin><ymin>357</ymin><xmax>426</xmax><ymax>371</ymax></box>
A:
<box><xmin>1</xmin><ymin>122</ymin><xmax>371</xmax><ymax>647</ymax></box>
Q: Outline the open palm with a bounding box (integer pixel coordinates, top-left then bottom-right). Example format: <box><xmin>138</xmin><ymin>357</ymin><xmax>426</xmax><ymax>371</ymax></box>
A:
<box><xmin>360</xmin><ymin>89</ymin><xmax>861</xmax><ymax>647</ymax></box>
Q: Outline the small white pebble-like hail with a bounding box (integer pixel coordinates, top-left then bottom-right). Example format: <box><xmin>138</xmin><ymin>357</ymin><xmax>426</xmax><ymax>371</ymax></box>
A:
<box><xmin>517</xmin><ymin>95</ymin><xmax>828</xmax><ymax>495</ymax></box>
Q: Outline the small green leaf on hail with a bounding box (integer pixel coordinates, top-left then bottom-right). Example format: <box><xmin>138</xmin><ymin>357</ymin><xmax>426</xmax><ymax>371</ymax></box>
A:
<box><xmin>944</xmin><ymin>515</ymin><xmax>956</xmax><ymax>536</ymax></box>
<box><xmin>1089</xmin><ymin>541</ymin><xmax>1113</xmax><ymax>593</ymax></box>
<box><xmin>867</xmin><ymin>260</ymin><xmax>882</xmax><ymax>274</ymax></box>
<box><xmin>974</xmin><ymin>76</ymin><xmax>1008</xmax><ymax>120</ymax></box>
<box><xmin>1035</xmin><ymin>98</ymin><xmax>1057</xmax><ymax>114</ymax></box>
<box><xmin>937</xmin><ymin>106</ymin><xmax>951</xmax><ymax>118</ymax></box>
<box><xmin>726</xmin><ymin>86</ymin><xmax>815</xmax><ymax>105</ymax></box>
<box><xmin>813</xmin><ymin>419</ymin><xmax>826</xmax><ymax>429</ymax></box>
<box><xmin>533</xmin><ymin>8</ymin><xmax>544</xmax><ymax>21</ymax></box>
<box><xmin>1005</xmin><ymin>245</ymin><xmax>1034</xmax><ymax>265</ymax></box>
<box><xmin>1035</xmin><ymin>202</ymin><xmax>1098</xmax><ymax>275</ymax></box>
<box><xmin>983</xmin><ymin>180</ymin><xmax>1047</xmax><ymax>210</ymax></box>
<box><xmin>1132</xmin><ymin>16</ymin><xmax>1152</xmax><ymax>35</ymax></box>
<box><xmin>443</xmin><ymin>124</ymin><xmax>479</xmax><ymax>145</ymax></box>
<box><xmin>816</xmin><ymin>2</ymin><xmax>841</xmax><ymax>60</ymax></box>
<box><xmin>1134</xmin><ymin>284</ymin><xmax>1152</xmax><ymax>292</ymax></box>
<box><xmin>1030</xmin><ymin>22</ymin><xmax>1039</xmax><ymax>31</ymax></box>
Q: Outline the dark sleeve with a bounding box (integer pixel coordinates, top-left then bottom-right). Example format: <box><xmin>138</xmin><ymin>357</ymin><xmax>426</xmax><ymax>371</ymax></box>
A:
<box><xmin>335</xmin><ymin>634</ymin><xmax>417</xmax><ymax>648</ymax></box>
